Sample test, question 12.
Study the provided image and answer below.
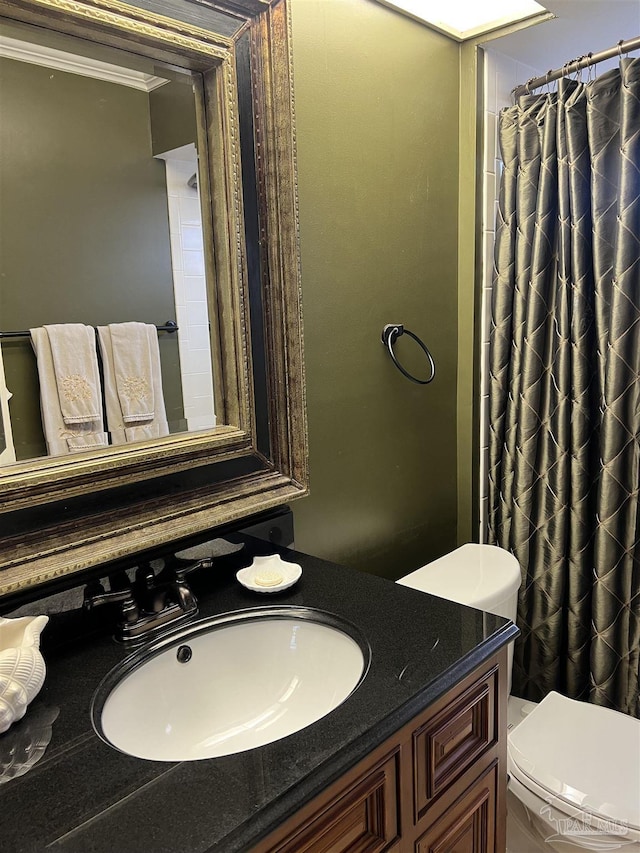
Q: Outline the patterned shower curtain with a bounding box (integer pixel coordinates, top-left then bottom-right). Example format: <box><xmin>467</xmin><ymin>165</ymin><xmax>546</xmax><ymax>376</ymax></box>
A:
<box><xmin>488</xmin><ymin>58</ymin><xmax>640</xmax><ymax>718</ymax></box>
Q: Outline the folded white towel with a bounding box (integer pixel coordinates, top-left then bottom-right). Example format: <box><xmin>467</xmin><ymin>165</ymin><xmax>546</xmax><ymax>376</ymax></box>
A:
<box><xmin>97</xmin><ymin>324</ymin><xmax>168</xmax><ymax>445</ymax></box>
<box><xmin>109</xmin><ymin>322</ymin><xmax>154</xmax><ymax>423</ymax></box>
<box><xmin>30</xmin><ymin>327</ymin><xmax>107</xmax><ymax>456</ymax></box>
<box><xmin>44</xmin><ymin>324</ymin><xmax>102</xmax><ymax>424</ymax></box>
<box><xmin>0</xmin><ymin>342</ymin><xmax>16</xmax><ymax>466</ymax></box>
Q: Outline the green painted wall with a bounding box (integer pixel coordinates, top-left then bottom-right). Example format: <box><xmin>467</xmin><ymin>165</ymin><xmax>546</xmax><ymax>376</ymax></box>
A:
<box><xmin>291</xmin><ymin>0</ymin><xmax>461</xmax><ymax>579</ymax></box>
<box><xmin>150</xmin><ymin>76</ymin><xmax>198</xmax><ymax>157</ymax></box>
<box><xmin>0</xmin><ymin>56</ymin><xmax>184</xmax><ymax>460</ymax></box>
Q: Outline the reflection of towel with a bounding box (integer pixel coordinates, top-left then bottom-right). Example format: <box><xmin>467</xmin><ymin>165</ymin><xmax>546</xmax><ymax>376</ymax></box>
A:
<box><xmin>97</xmin><ymin>324</ymin><xmax>168</xmax><ymax>445</ymax></box>
<box><xmin>109</xmin><ymin>322</ymin><xmax>154</xmax><ymax>423</ymax></box>
<box><xmin>44</xmin><ymin>324</ymin><xmax>102</xmax><ymax>424</ymax></box>
<box><xmin>30</xmin><ymin>327</ymin><xmax>107</xmax><ymax>456</ymax></box>
<box><xmin>0</xmin><ymin>342</ymin><xmax>16</xmax><ymax>466</ymax></box>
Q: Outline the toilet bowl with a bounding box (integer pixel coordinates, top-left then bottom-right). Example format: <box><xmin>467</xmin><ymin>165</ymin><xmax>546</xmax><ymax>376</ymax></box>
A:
<box><xmin>397</xmin><ymin>544</ymin><xmax>640</xmax><ymax>851</ymax></box>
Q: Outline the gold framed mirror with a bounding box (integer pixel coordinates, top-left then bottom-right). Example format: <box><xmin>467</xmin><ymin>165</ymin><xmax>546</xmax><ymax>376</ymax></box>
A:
<box><xmin>0</xmin><ymin>0</ymin><xmax>307</xmax><ymax>596</ymax></box>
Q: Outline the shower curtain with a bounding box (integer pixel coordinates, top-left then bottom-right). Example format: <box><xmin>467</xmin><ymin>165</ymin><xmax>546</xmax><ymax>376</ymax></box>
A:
<box><xmin>488</xmin><ymin>57</ymin><xmax>640</xmax><ymax>718</ymax></box>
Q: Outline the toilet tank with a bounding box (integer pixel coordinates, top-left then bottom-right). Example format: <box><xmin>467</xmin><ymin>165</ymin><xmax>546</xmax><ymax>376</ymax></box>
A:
<box><xmin>396</xmin><ymin>543</ymin><xmax>521</xmax><ymax>623</ymax></box>
<box><xmin>397</xmin><ymin>544</ymin><xmax>521</xmax><ymax>691</ymax></box>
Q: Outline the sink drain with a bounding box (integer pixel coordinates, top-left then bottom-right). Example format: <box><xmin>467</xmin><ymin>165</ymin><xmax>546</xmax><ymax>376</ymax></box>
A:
<box><xmin>176</xmin><ymin>645</ymin><xmax>192</xmax><ymax>663</ymax></box>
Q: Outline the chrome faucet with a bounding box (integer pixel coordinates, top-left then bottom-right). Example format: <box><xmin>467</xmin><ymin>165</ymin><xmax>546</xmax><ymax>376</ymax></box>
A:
<box><xmin>84</xmin><ymin>561</ymin><xmax>202</xmax><ymax>644</ymax></box>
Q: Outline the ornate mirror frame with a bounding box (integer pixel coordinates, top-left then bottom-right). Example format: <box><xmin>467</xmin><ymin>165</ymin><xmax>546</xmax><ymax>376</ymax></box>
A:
<box><xmin>0</xmin><ymin>0</ymin><xmax>307</xmax><ymax>596</ymax></box>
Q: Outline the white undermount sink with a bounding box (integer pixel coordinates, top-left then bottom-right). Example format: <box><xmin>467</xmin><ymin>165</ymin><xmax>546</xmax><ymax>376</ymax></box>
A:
<box><xmin>92</xmin><ymin>607</ymin><xmax>369</xmax><ymax>762</ymax></box>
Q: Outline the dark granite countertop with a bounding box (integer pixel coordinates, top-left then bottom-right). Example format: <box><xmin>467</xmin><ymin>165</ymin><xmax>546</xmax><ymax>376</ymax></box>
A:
<box><xmin>0</xmin><ymin>540</ymin><xmax>517</xmax><ymax>853</ymax></box>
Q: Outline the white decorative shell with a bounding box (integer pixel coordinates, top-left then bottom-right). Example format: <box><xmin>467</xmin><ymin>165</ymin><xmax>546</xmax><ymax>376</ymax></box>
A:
<box><xmin>0</xmin><ymin>704</ymin><xmax>59</xmax><ymax>784</ymax></box>
<box><xmin>0</xmin><ymin>616</ymin><xmax>48</xmax><ymax>735</ymax></box>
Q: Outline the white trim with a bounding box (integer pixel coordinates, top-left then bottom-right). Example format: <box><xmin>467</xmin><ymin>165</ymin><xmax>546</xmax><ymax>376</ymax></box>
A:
<box><xmin>0</xmin><ymin>35</ymin><xmax>168</xmax><ymax>91</ymax></box>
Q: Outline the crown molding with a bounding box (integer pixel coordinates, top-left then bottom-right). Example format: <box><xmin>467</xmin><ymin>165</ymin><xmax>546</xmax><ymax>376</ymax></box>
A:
<box><xmin>0</xmin><ymin>34</ymin><xmax>168</xmax><ymax>90</ymax></box>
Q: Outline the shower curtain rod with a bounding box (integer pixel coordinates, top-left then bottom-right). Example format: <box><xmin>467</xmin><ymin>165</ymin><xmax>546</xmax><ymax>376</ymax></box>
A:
<box><xmin>0</xmin><ymin>321</ymin><xmax>179</xmax><ymax>339</ymax></box>
<box><xmin>512</xmin><ymin>34</ymin><xmax>640</xmax><ymax>98</ymax></box>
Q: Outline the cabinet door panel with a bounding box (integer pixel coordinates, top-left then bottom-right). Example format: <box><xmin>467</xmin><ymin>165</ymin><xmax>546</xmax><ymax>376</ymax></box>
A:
<box><xmin>268</xmin><ymin>752</ymin><xmax>399</xmax><ymax>853</ymax></box>
<box><xmin>414</xmin><ymin>667</ymin><xmax>497</xmax><ymax>819</ymax></box>
<box><xmin>415</xmin><ymin>763</ymin><xmax>497</xmax><ymax>853</ymax></box>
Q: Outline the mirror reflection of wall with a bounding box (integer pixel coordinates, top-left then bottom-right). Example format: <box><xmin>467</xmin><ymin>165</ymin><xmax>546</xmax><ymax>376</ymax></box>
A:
<box><xmin>0</xmin><ymin>21</ymin><xmax>217</xmax><ymax>464</ymax></box>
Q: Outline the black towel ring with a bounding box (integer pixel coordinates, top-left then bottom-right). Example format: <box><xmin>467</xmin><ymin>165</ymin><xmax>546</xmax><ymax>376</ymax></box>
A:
<box><xmin>381</xmin><ymin>324</ymin><xmax>435</xmax><ymax>385</ymax></box>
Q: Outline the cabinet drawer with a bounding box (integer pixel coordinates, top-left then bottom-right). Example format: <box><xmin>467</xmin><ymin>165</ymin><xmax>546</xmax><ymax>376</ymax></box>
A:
<box><xmin>415</xmin><ymin>762</ymin><xmax>497</xmax><ymax>853</ymax></box>
<box><xmin>413</xmin><ymin>667</ymin><xmax>497</xmax><ymax>820</ymax></box>
<box><xmin>268</xmin><ymin>751</ymin><xmax>400</xmax><ymax>853</ymax></box>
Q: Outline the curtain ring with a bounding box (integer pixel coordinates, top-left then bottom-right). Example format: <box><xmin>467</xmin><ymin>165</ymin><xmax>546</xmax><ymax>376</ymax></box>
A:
<box><xmin>574</xmin><ymin>55</ymin><xmax>587</xmax><ymax>83</ymax></box>
<box><xmin>381</xmin><ymin>325</ymin><xmax>436</xmax><ymax>385</ymax></box>
<box><xmin>618</xmin><ymin>39</ymin><xmax>624</xmax><ymax>58</ymax></box>
<box><xmin>543</xmin><ymin>69</ymin><xmax>554</xmax><ymax>95</ymax></box>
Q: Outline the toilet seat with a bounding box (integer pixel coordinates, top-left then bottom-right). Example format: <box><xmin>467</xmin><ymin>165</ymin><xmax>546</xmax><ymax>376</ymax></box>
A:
<box><xmin>508</xmin><ymin>691</ymin><xmax>640</xmax><ymax>840</ymax></box>
<box><xmin>507</xmin><ymin>774</ymin><xmax>640</xmax><ymax>851</ymax></box>
<box><xmin>509</xmin><ymin>764</ymin><xmax>640</xmax><ymax>846</ymax></box>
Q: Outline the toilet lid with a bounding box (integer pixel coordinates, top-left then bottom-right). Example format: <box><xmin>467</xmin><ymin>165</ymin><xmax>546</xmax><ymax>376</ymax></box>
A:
<box><xmin>508</xmin><ymin>691</ymin><xmax>640</xmax><ymax>831</ymax></box>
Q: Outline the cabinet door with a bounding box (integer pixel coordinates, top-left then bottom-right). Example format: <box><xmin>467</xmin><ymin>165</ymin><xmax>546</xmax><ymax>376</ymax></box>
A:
<box><xmin>415</xmin><ymin>763</ymin><xmax>497</xmax><ymax>853</ymax></box>
<box><xmin>265</xmin><ymin>751</ymin><xmax>400</xmax><ymax>853</ymax></box>
<box><xmin>414</xmin><ymin>667</ymin><xmax>498</xmax><ymax>822</ymax></box>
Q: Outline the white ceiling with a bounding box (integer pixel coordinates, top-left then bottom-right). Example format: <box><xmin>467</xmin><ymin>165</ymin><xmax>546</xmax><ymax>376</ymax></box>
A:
<box><xmin>483</xmin><ymin>0</ymin><xmax>640</xmax><ymax>74</ymax></box>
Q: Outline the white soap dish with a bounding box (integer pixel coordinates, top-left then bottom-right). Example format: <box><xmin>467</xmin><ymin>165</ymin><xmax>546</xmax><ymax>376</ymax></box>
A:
<box><xmin>236</xmin><ymin>554</ymin><xmax>302</xmax><ymax>594</ymax></box>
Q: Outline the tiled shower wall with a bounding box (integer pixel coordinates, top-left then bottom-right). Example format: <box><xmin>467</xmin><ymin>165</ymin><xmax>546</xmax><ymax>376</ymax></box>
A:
<box><xmin>161</xmin><ymin>149</ymin><xmax>216</xmax><ymax>433</ymax></box>
<box><xmin>479</xmin><ymin>50</ymin><xmax>543</xmax><ymax>542</ymax></box>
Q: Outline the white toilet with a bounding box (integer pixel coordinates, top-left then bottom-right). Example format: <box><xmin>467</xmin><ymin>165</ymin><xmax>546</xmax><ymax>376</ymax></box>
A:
<box><xmin>397</xmin><ymin>544</ymin><xmax>640</xmax><ymax>851</ymax></box>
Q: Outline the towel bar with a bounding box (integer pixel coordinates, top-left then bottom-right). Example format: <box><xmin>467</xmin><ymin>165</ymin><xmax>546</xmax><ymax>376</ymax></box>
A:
<box><xmin>0</xmin><ymin>321</ymin><xmax>179</xmax><ymax>340</ymax></box>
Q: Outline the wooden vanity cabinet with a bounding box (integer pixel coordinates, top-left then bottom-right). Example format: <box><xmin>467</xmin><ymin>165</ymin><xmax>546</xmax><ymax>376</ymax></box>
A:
<box><xmin>255</xmin><ymin>647</ymin><xmax>508</xmax><ymax>853</ymax></box>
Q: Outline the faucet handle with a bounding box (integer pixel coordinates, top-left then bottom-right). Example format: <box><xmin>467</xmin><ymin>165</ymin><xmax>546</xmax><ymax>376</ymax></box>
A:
<box><xmin>174</xmin><ymin>557</ymin><xmax>213</xmax><ymax>584</ymax></box>
<box><xmin>83</xmin><ymin>584</ymin><xmax>139</xmax><ymax>623</ymax></box>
